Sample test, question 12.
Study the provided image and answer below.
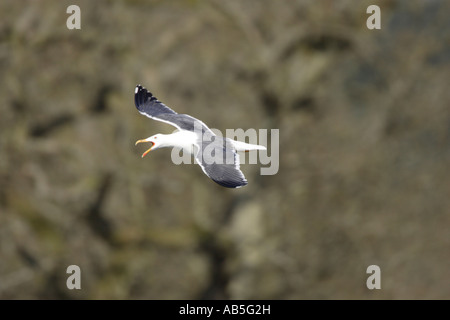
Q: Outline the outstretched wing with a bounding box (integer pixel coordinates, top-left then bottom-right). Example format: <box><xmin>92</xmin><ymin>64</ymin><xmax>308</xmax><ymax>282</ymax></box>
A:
<box><xmin>134</xmin><ymin>85</ymin><xmax>215</xmax><ymax>135</ymax></box>
<box><xmin>134</xmin><ymin>84</ymin><xmax>181</xmax><ymax>129</ymax></box>
<box><xmin>194</xmin><ymin>136</ymin><xmax>248</xmax><ymax>188</ymax></box>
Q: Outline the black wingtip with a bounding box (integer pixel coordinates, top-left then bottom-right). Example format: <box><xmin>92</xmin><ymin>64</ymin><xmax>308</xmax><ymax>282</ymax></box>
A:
<box><xmin>212</xmin><ymin>178</ymin><xmax>248</xmax><ymax>188</ymax></box>
<box><xmin>134</xmin><ymin>84</ymin><xmax>178</xmax><ymax>117</ymax></box>
<box><xmin>134</xmin><ymin>84</ymin><xmax>154</xmax><ymax>110</ymax></box>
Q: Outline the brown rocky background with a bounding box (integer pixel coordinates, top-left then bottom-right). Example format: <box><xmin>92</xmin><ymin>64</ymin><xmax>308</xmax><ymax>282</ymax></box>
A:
<box><xmin>0</xmin><ymin>0</ymin><xmax>449</xmax><ymax>299</ymax></box>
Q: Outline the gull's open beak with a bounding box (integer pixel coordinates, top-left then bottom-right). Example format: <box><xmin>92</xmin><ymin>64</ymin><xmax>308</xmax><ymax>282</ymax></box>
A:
<box><xmin>135</xmin><ymin>139</ymin><xmax>155</xmax><ymax>158</ymax></box>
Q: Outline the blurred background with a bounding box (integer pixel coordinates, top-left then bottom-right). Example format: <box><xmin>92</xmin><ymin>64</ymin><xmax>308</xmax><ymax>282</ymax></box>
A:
<box><xmin>0</xmin><ymin>0</ymin><xmax>449</xmax><ymax>299</ymax></box>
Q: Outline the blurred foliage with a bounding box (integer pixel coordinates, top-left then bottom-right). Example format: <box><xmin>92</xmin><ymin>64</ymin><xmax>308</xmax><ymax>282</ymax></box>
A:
<box><xmin>0</xmin><ymin>0</ymin><xmax>449</xmax><ymax>299</ymax></box>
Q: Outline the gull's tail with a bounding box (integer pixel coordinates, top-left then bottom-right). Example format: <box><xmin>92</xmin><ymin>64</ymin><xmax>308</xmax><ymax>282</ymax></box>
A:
<box><xmin>228</xmin><ymin>139</ymin><xmax>267</xmax><ymax>152</ymax></box>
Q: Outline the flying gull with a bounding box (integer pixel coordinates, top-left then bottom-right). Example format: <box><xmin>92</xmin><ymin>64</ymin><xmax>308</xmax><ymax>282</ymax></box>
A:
<box><xmin>134</xmin><ymin>85</ymin><xmax>266</xmax><ymax>188</ymax></box>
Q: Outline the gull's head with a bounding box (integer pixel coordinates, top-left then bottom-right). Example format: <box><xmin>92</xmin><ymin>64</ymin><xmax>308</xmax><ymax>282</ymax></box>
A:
<box><xmin>135</xmin><ymin>134</ymin><xmax>164</xmax><ymax>158</ymax></box>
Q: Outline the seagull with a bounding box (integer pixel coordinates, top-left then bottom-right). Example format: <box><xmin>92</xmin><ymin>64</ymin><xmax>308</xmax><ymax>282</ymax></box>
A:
<box><xmin>134</xmin><ymin>85</ymin><xmax>266</xmax><ymax>188</ymax></box>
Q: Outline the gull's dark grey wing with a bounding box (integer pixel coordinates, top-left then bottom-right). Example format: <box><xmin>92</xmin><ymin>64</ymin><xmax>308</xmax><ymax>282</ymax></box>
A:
<box><xmin>134</xmin><ymin>85</ymin><xmax>215</xmax><ymax>135</ymax></box>
<box><xmin>135</xmin><ymin>85</ymin><xmax>178</xmax><ymax>117</ymax></box>
<box><xmin>194</xmin><ymin>135</ymin><xmax>248</xmax><ymax>188</ymax></box>
<box><xmin>134</xmin><ymin>84</ymin><xmax>180</xmax><ymax>128</ymax></box>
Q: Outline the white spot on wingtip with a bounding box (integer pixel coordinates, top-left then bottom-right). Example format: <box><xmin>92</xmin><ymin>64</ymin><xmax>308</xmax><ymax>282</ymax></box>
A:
<box><xmin>135</xmin><ymin>86</ymin><xmax>139</xmax><ymax>93</ymax></box>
